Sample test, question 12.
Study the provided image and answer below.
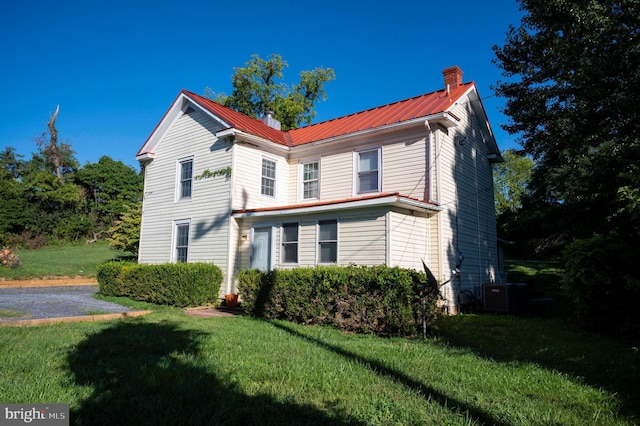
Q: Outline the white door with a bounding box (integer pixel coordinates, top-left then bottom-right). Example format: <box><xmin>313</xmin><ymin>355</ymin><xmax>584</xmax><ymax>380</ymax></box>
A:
<box><xmin>251</xmin><ymin>227</ymin><xmax>271</xmax><ymax>270</ymax></box>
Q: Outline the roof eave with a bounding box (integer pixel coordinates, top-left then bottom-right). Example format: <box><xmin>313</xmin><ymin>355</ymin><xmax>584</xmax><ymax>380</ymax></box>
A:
<box><xmin>218</xmin><ymin>128</ymin><xmax>290</xmax><ymax>152</ymax></box>
<box><xmin>231</xmin><ymin>194</ymin><xmax>442</xmax><ymax>218</ymax></box>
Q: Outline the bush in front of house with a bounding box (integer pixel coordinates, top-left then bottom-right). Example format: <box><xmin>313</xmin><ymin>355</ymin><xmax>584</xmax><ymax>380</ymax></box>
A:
<box><xmin>237</xmin><ymin>265</ymin><xmax>439</xmax><ymax>336</ymax></box>
<box><xmin>97</xmin><ymin>262</ymin><xmax>222</xmax><ymax>307</ymax></box>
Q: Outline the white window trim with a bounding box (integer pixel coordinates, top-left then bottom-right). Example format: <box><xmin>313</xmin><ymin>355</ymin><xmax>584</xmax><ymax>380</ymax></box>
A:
<box><xmin>176</xmin><ymin>156</ymin><xmax>194</xmax><ymax>202</ymax></box>
<box><xmin>280</xmin><ymin>221</ymin><xmax>300</xmax><ymax>265</ymax></box>
<box><xmin>353</xmin><ymin>147</ymin><xmax>382</xmax><ymax>196</ymax></box>
<box><xmin>317</xmin><ymin>219</ymin><xmax>338</xmax><ymax>264</ymax></box>
<box><xmin>172</xmin><ymin>219</ymin><xmax>191</xmax><ymax>263</ymax></box>
<box><xmin>260</xmin><ymin>156</ymin><xmax>278</xmax><ymax>199</ymax></box>
<box><xmin>298</xmin><ymin>159</ymin><xmax>320</xmax><ymax>202</ymax></box>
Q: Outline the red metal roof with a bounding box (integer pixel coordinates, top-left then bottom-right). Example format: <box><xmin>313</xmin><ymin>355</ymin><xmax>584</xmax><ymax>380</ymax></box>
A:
<box><xmin>181</xmin><ymin>82</ymin><xmax>474</xmax><ymax>147</ymax></box>
<box><xmin>288</xmin><ymin>83</ymin><xmax>472</xmax><ymax>145</ymax></box>
<box><xmin>182</xmin><ymin>90</ymin><xmax>290</xmax><ymax>145</ymax></box>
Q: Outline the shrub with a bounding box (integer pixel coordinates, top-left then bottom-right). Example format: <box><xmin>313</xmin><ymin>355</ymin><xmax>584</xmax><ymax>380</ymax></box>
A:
<box><xmin>97</xmin><ymin>262</ymin><xmax>223</xmax><ymax>307</ymax></box>
<box><xmin>562</xmin><ymin>235</ymin><xmax>640</xmax><ymax>338</ymax></box>
<box><xmin>237</xmin><ymin>265</ymin><xmax>438</xmax><ymax>337</ymax></box>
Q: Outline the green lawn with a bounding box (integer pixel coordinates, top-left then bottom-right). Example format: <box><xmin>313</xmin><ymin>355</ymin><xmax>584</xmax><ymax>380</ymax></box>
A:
<box><xmin>1</xmin><ymin>246</ymin><xmax>638</xmax><ymax>424</ymax></box>
<box><xmin>1</xmin><ymin>300</ymin><xmax>638</xmax><ymax>425</ymax></box>
<box><xmin>0</xmin><ymin>241</ymin><xmax>133</xmax><ymax>280</ymax></box>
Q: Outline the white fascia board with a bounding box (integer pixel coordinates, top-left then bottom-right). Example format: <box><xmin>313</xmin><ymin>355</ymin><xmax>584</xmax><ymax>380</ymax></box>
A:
<box><xmin>233</xmin><ymin>130</ymin><xmax>290</xmax><ymax>153</ymax></box>
<box><xmin>137</xmin><ymin>92</ymin><xmax>233</xmax><ymax>162</ymax></box>
<box><xmin>216</xmin><ymin>128</ymin><xmax>236</xmax><ymax>138</ymax></box>
<box><xmin>396</xmin><ymin>197</ymin><xmax>443</xmax><ymax>212</ymax></box>
<box><xmin>180</xmin><ymin>92</ymin><xmax>232</xmax><ymax>129</ymax></box>
<box><xmin>232</xmin><ymin>195</ymin><xmax>441</xmax><ymax>219</ymax></box>
<box><xmin>135</xmin><ymin>152</ymin><xmax>155</xmax><ymax>162</ymax></box>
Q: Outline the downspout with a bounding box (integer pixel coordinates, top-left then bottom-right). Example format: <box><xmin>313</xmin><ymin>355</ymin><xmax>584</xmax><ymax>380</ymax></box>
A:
<box><xmin>425</xmin><ymin>120</ymin><xmax>434</xmax><ymax>203</ymax></box>
<box><xmin>425</xmin><ymin>120</ymin><xmax>445</xmax><ymax>310</ymax></box>
<box><xmin>225</xmin><ymin>136</ymin><xmax>237</xmax><ymax>296</ymax></box>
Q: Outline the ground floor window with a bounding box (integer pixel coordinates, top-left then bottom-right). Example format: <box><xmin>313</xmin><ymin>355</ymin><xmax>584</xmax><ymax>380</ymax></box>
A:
<box><xmin>281</xmin><ymin>222</ymin><xmax>299</xmax><ymax>264</ymax></box>
<box><xmin>318</xmin><ymin>219</ymin><xmax>337</xmax><ymax>263</ymax></box>
<box><xmin>174</xmin><ymin>221</ymin><xmax>190</xmax><ymax>263</ymax></box>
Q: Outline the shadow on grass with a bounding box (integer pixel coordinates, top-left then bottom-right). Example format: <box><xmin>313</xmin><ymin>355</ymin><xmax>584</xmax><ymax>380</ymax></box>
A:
<box><xmin>268</xmin><ymin>320</ymin><xmax>509</xmax><ymax>426</ymax></box>
<box><xmin>67</xmin><ymin>320</ymin><xmax>360</xmax><ymax>426</ymax></box>
<box><xmin>434</xmin><ymin>314</ymin><xmax>640</xmax><ymax>421</ymax></box>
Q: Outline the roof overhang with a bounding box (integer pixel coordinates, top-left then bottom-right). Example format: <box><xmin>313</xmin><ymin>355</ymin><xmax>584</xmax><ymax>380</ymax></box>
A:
<box><xmin>216</xmin><ymin>128</ymin><xmax>290</xmax><ymax>153</ymax></box>
<box><xmin>232</xmin><ymin>193</ymin><xmax>442</xmax><ymax>219</ymax></box>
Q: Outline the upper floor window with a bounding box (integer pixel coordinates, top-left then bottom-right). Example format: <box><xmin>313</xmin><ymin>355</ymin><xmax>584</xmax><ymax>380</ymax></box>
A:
<box><xmin>179</xmin><ymin>159</ymin><xmax>193</xmax><ymax>199</ymax></box>
<box><xmin>301</xmin><ymin>161</ymin><xmax>319</xmax><ymax>200</ymax></box>
<box><xmin>318</xmin><ymin>219</ymin><xmax>337</xmax><ymax>263</ymax></box>
<box><xmin>356</xmin><ymin>148</ymin><xmax>381</xmax><ymax>194</ymax></box>
<box><xmin>281</xmin><ymin>222</ymin><xmax>299</xmax><ymax>264</ymax></box>
<box><xmin>261</xmin><ymin>158</ymin><xmax>276</xmax><ymax>197</ymax></box>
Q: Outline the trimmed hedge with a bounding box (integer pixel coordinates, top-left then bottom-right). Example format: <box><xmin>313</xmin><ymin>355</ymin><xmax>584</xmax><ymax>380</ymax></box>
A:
<box><xmin>97</xmin><ymin>262</ymin><xmax>223</xmax><ymax>307</ymax></box>
<box><xmin>237</xmin><ymin>265</ymin><xmax>439</xmax><ymax>336</ymax></box>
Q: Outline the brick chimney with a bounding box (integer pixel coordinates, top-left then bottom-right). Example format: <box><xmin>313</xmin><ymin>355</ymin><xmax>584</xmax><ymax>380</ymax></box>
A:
<box><xmin>443</xmin><ymin>66</ymin><xmax>463</xmax><ymax>93</ymax></box>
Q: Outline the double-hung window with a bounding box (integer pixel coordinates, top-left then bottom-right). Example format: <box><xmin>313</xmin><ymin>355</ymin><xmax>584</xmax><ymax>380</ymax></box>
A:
<box><xmin>261</xmin><ymin>158</ymin><xmax>276</xmax><ymax>197</ymax></box>
<box><xmin>281</xmin><ymin>222</ymin><xmax>299</xmax><ymax>264</ymax></box>
<box><xmin>318</xmin><ymin>220</ymin><xmax>337</xmax><ymax>263</ymax></box>
<box><xmin>174</xmin><ymin>221</ymin><xmax>190</xmax><ymax>263</ymax></box>
<box><xmin>179</xmin><ymin>159</ymin><xmax>193</xmax><ymax>200</ymax></box>
<box><xmin>356</xmin><ymin>148</ymin><xmax>381</xmax><ymax>194</ymax></box>
<box><xmin>302</xmin><ymin>161</ymin><xmax>319</xmax><ymax>200</ymax></box>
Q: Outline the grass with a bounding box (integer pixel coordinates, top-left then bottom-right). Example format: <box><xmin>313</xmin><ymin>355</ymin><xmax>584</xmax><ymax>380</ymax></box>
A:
<box><xmin>1</xmin><ymin>245</ymin><xmax>638</xmax><ymax>424</ymax></box>
<box><xmin>0</xmin><ymin>241</ymin><xmax>134</xmax><ymax>280</ymax></box>
<box><xmin>0</xmin><ymin>299</ymin><xmax>638</xmax><ymax>425</ymax></box>
<box><xmin>0</xmin><ymin>308</ymin><xmax>28</xmax><ymax>318</ymax></box>
<box><xmin>505</xmin><ymin>257</ymin><xmax>569</xmax><ymax>317</ymax></box>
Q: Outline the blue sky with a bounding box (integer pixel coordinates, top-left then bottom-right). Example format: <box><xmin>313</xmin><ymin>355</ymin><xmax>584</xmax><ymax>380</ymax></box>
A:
<box><xmin>1</xmin><ymin>0</ymin><xmax>523</xmax><ymax>169</ymax></box>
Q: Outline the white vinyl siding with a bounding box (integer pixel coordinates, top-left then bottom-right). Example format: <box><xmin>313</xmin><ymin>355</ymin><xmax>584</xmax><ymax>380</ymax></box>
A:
<box><xmin>317</xmin><ymin>151</ymin><xmax>352</xmax><ymax>200</ymax></box>
<box><xmin>435</xmin><ymin>100</ymin><xmax>499</xmax><ymax>300</ymax></box>
<box><xmin>382</xmin><ymin>131</ymin><xmax>428</xmax><ymax>200</ymax></box>
<box><xmin>138</xmin><ymin>107</ymin><xmax>233</xmax><ymax>298</ymax></box>
<box><xmin>389</xmin><ymin>211</ymin><xmax>428</xmax><ymax>269</ymax></box>
<box><xmin>232</xmin><ymin>145</ymin><xmax>288</xmax><ymax>209</ymax></box>
<box><xmin>338</xmin><ymin>210</ymin><xmax>387</xmax><ymax>265</ymax></box>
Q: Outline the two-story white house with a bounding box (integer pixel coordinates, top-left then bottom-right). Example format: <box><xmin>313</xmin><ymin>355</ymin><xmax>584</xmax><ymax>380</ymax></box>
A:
<box><xmin>136</xmin><ymin>66</ymin><xmax>502</xmax><ymax>313</ymax></box>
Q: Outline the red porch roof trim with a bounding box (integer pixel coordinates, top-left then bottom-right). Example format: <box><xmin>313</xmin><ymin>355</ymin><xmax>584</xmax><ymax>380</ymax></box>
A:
<box><xmin>231</xmin><ymin>192</ymin><xmax>442</xmax><ymax>218</ymax></box>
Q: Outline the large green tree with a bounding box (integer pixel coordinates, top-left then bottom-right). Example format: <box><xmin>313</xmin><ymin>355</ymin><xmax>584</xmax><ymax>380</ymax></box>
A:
<box><xmin>493</xmin><ymin>149</ymin><xmax>534</xmax><ymax>217</ymax></box>
<box><xmin>207</xmin><ymin>54</ymin><xmax>336</xmax><ymax>130</ymax></box>
<box><xmin>0</xmin><ymin>147</ymin><xmax>29</xmax><ymax>237</ymax></box>
<box><xmin>74</xmin><ymin>156</ymin><xmax>142</xmax><ymax>234</ymax></box>
<box><xmin>493</xmin><ymin>0</ymin><xmax>640</xmax><ymax>336</ymax></box>
<box><xmin>493</xmin><ymin>0</ymin><xmax>640</xmax><ymax>241</ymax></box>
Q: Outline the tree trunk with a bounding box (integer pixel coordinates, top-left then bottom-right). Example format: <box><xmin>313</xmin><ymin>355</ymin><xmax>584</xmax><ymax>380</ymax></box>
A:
<box><xmin>48</xmin><ymin>105</ymin><xmax>64</xmax><ymax>183</ymax></box>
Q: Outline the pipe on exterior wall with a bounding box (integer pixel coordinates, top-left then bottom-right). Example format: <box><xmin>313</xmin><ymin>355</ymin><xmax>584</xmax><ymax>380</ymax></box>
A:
<box><xmin>424</xmin><ymin>120</ymin><xmax>434</xmax><ymax>203</ymax></box>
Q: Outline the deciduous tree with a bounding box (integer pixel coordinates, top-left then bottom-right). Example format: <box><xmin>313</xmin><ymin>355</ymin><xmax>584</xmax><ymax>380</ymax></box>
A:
<box><xmin>207</xmin><ymin>54</ymin><xmax>335</xmax><ymax>130</ymax></box>
<box><xmin>493</xmin><ymin>0</ymin><xmax>640</xmax><ymax>240</ymax></box>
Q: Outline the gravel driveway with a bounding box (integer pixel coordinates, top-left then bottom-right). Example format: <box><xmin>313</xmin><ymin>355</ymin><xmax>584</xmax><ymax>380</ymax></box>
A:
<box><xmin>0</xmin><ymin>285</ymin><xmax>133</xmax><ymax>323</ymax></box>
